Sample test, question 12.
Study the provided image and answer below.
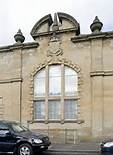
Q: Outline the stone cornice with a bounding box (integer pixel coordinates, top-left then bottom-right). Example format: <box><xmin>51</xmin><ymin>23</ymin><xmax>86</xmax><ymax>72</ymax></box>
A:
<box><xmin>90</xmin><ymin>70</ymin><xmax>113</xmax><ymax>77</ymax></box>
<box><xmin>0</xmin><ymin>42</ymin><xmax>39</xmax><ymax>53</ymax></box>
<box><xmin>31</xmin><ymin>28</ymin><xmax>77</xmax><ymax>39</ymax></box>
<box><xmin>0</xmin><ymin>78</ymin><xmax>22</xmax><ymax>84</ymax></box>
<box><xmin>71</xmin><ymin>31</ymin><xmax>113</xmax><ymax>43</ymax></box>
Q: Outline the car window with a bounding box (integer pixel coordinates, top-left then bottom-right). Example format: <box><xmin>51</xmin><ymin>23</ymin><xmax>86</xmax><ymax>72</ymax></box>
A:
<box><xmin>11</xmin><ymin>123</ymin><xmax>28</xmax><ymax>132</ymax></box>
<box><xmin>0</xmin><ymin>123</ymin><xmax>9</xmax><ymax>136</ymax></box>
<box><xmin>0</xmin><ymin>123</ymin><xmax>8</xmax><ymax>130</ymax></box>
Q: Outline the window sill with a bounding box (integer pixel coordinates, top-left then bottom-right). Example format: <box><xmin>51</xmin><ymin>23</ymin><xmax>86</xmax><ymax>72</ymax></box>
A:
<box><xmin>28</xmin><ymin>119</ymin><xmax>84</xmax><ymax>124</ymax></box>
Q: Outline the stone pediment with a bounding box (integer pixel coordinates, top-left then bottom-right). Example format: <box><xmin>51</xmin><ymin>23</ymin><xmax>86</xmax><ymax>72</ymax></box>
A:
<box><xmin>30</xmin><ymin>14</ymin><xmax>53</xmax><ymax>39</ymax></box>
<box><xmin>57</xmin><ymin>12</ymin><xmax>80</xmax><ymax>34</ymax></box>
<box><xmin>30</xmin><ymin>12</ymin><xmax>80</xmax><ymax>40</ymax></box>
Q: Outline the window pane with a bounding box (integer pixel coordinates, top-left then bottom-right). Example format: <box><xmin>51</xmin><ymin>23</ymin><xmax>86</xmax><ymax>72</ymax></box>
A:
<box><xmin>64</xmin><ymin>100</ymin><xmax>77</xmax><ymax>120</ymax></box>
<box><xmin>34</xmin><ymin>69</ymin><xmax>45</xmax><ymax>97</ymax></box>
<box><xmin>49</xmin><ymin>66</ymin><xmax>61</xmax><ymax>96</ymax></box>
<box><xmin>48</xmin><ymin>100</ymin><xmax>60</xmax><ymax>120</ymax></box>
<box><xmin>34</xmin><ymin>101</ymin><xmax>45</xmax><ymax>120</ymax></box>
<box><xmin>65</xmin><ymin>66</ymin><xmax>78</xmax><ymax>96</ymax></box>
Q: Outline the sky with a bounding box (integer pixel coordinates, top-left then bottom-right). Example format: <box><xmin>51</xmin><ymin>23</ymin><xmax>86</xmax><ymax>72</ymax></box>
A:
<box><xmin>0</xmin><ymin>0</ymin><xmax>113</xmax><ymax>46</ymax></box>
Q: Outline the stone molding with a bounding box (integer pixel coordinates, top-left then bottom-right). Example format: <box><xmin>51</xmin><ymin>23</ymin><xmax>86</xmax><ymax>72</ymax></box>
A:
<box><xmin>30</xmin><ymin>58</ymin><xmax>81</xmax><ymax>76</ymax></box>
<box><xmin>30</xmin><ymin>14</ymin><xmax>53</xmax><ymax>39</ymax></box>
<box><xmin>0</xmin><ymin>78</ymin><xmax>22</xmax><ymax>84</ymax></box>
<box><xmin>31</xmin><ymin>28</ymin><xmax>77</xmax><ymax>38</ymax></box>
<box><xmin>0</xmin><ymin>42</ymin><xmax>39</xmax><ymax>53</ymax></box>
<box><xmin>90</xmin><ymin>70</ymin><xmax>113</xmax><ymax>77</ymax></box>
<box><xmin>57</xmin><ymin>12</ymin><xmax>80</xmax><ymax>35</ymax></box>
<box><xmin>71</xmin><ymin>31</ymin><xmax>113</xmax><ymax>43</ymax></box>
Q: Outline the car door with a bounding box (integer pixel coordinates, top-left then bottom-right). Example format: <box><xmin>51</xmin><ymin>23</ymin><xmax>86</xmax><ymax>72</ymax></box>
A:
<box><xmin>0</xmin><ymin>123</ymin><xmax>16</xmax><ymax>153</ymax></box>
<box><xmin>0</xmin><ymin>123</ymin><xmax>10</xmax><ymax>152</ymax></box>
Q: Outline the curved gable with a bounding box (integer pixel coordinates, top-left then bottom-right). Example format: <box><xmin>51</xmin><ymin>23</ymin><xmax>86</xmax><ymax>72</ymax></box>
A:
<box><xmin>57</xmin><ymin>12</ymin><xmax>80</xmax><ymax>35</ymax></box>
<box><xmin>30</xmin><ymin>12</ymin><xmax>80</xmax><ymax>40</ymax></box>
<box><xmin>30</xmin><ymin>14</ymin><xmax>53</xmax><ymax>38</ymax></box>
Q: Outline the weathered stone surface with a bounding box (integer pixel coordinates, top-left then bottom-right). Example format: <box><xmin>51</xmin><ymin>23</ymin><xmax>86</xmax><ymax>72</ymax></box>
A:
<box><xmin>0</xmin><ymin>13</ymin><xmax>113</xmax><ymax>143</ymax></box>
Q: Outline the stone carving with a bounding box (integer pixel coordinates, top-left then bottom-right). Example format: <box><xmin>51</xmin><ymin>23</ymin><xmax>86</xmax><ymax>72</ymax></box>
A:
<box><xmin>47</xmin><ymin>37</ymin><xmax>63</xmax><ymax>57</ymax></box>
<box><xmin>30</xmin><ymin>58</ymin><xmax>81</xmax><ymax>78</ymax></box>
<box><xmin>47</xmin><ymin>13</ymin><xmax>63</xmax><ymax>57</ymax></box>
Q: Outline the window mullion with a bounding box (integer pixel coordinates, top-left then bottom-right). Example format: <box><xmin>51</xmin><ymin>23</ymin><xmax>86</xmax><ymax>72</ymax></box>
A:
<box><xmin>45</xmin><ymin>65</ymin><xmax>49</xmax><ymax>122</ymax></box>
<box><xmin>61</xmin><ymin>64</ymin><xmax>64</xmax><ymax>122</ymax></box>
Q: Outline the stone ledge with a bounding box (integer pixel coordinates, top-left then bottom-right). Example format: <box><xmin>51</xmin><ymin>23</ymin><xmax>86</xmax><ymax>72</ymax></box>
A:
<box><xmin>32</xmin><ymin>28</ymin><xmax>77</xmax><ymax>39</ymax></box>
<box><xmin>0</xmin><ymin>78</ymin><xmax>22</xmax><ymax>84</ymax></box>
<box><xmin>0</xmin><ymin>42</ymin><xmax>39</xmax><ymax>53</ymax></box>
<box><xmin>71</xmin><ymin>31</ymin><xmax>113</xmax><ymax>43</ymax></box>
<box><xmin>27</xmin><ymin>119</ymin><xmax>85</xmax><ymax>124</ymax></box>
<box><xmin>90</xmin><ymin>70</ymin><xmax>113</xmax><ymax>76</ymax></box>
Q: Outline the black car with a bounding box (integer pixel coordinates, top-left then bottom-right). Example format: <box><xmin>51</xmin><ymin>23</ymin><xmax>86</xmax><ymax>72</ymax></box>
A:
<box><xmin>0</xmin><ymin>120</ymin><xmax>51</xmax><ymax>155</ymax></box>
<box><xmin>100</xmin><ymin>139</ymin><xmax>113</xmax><ymax>153</ymax></box>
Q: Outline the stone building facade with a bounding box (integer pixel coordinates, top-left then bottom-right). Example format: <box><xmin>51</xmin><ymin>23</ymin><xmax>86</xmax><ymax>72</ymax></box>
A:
<box><xmin>0</xmin><ymin>12</ymin><xmax>113</xmax><ymax>143</ymax></box>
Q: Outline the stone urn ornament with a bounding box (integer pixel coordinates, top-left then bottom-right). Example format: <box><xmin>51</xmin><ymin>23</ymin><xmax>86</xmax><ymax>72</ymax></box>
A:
<box><xmin>14</xmin><ymin>29</ymin><xmax>25</xmax><ymax>43</ymax></box>
<box><xmin>90</xmin><ymin>16</ymin><xmax>103</xmax><ymax>33</ymax></box>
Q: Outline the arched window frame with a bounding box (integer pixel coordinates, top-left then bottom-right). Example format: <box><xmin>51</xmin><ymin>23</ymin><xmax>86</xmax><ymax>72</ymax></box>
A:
<box><xmin>30</xmin><ymin>60</ymin><xmax>81</xmax><ymax>123</ymax></box>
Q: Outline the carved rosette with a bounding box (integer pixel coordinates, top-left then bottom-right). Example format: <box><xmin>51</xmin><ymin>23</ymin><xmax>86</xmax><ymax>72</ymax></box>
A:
<box><xmin>47</xmin><ymin>36</ymin><xmax>63</xmax><ymax>57</ymax></box>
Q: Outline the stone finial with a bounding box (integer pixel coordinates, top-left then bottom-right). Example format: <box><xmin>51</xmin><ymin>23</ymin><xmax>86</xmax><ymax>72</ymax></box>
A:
<box><xmin>52</xmin><ymin>13</ymin><xmax>59</xmax><ymax>31</ymax></box>
<box><xmin>14</xmin><ymin>29</ymin><xmax>25</xmax><ymax>43</ymax></box>
<box><xmin>90</xmin><ymin>16</ymin><xmax>103</xmax><ymax>33</ymax></box>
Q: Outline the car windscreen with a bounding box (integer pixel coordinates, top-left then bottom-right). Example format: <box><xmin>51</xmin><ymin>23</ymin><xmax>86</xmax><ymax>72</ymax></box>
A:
<box><xmin>11</xmin><ymin>123</ymin><xmax>29</xmax><ymax>132</ymax></box>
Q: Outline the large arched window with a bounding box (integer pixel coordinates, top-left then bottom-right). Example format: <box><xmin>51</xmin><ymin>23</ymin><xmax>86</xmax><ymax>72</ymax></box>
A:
<box><xmin>34</xmin><ymin>64</ymin><xmax>78</xmax><ymax>121</ymax></box>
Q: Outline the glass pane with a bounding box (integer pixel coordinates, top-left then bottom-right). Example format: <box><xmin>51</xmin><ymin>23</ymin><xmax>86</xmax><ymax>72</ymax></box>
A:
<box><xmin>34</xmin><ymin>101</ymin><xmax>45</xmax><ymax>120</ymax></box>
<box><xmin>65</xmin><ymin>66</ymin><xmax>78</xmax><ymax>96</ymax></box>
<box><xmin>48</xmin><ymin>100</ymin><xmax>60</xmax><ymax>120</ymax></box>
<box><xmin>49</xmin><ymin>65</ymin><xmax>61</xmax><ymax>96</ymax></box>
<box><xmin>34</xmin><ymin>69</ymin><xmax>45</xmax><ymax>97</ymax></box>
<box><xmin>64</xmin><ymin>100</ymin><xmax>77</xmax><ymax>120</ymax></box>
